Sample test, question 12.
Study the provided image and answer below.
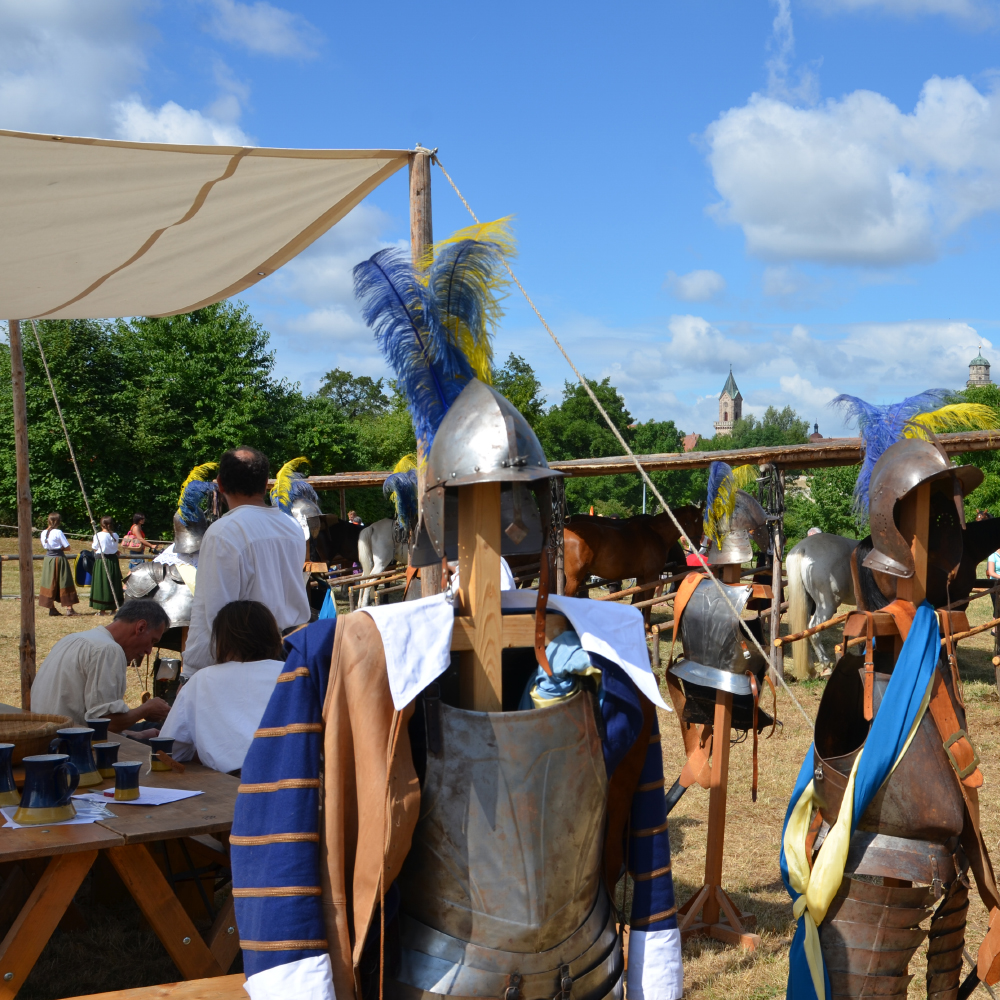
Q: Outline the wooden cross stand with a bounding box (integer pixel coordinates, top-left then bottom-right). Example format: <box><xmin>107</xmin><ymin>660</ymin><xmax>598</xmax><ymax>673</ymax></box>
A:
<box><xmin>446</xmin><ymin>481</ymin><xmax>565</xmax><ymax>708</ymax></box>
<box><xmin>676</xmin><ymin>560</ymin><xmax>761</xmax><ymax>950</ymax></box>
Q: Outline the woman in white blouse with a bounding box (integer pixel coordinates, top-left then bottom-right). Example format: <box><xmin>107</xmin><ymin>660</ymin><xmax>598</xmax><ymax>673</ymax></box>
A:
<box><xmin>39</xmin><ymin>512</ymin><xmax>79</xmax><ymax>617</ymax></box>
<box><xmin>159</xmin><ymin>600</ymin><xmax>285</xmax><ymax>775</ymax></box>
<box><xmin>91</xmin><ymin>515</ymin><xmax>123</xmax><ymax>615</ymax></box>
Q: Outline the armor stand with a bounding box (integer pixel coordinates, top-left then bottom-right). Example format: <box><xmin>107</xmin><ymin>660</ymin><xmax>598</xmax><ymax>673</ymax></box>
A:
<box><xmin>676</xmin><ymin>684</ymin><xmax>760</xmax><ymax>949</ymax></box>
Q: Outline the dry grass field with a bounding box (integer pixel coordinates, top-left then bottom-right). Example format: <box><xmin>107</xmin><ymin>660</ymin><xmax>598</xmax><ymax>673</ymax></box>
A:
<box><xmin>2</xmin><ymin>541</ymin><xmax>999</xmax><ymax>997</ymax></box>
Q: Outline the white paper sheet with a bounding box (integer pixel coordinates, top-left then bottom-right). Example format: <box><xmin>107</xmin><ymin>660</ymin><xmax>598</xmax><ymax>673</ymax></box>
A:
<box><xmin>74</xmin><ymin>787</ymin><xmax>203</xmax><ymax>807</ymax></box>
<box><xmin>1</xmin><ymin>797</ymin><xmax>113</xmax><ymax>829</ymax></box>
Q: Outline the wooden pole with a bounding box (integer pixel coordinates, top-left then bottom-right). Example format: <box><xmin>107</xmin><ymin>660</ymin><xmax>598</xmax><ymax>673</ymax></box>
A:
<box><xmin>702</xmin><ymin>690</ymin><xmax>733</xmax><ymax>926</ymax></box>
<box><xmin>9</xmin><ymin>320</ymin><xmax>36</xmax><ymax>708</ymax></box>
<box><xmin>768</xmin><ymin>467</ymin><xmax>785</xmax><ymax>680</ymax></box>
<box><xmin>896</xmin><ymin>482</ymin><xmax>930</xmax><ymax>607</ymax></box>
<box><xmin>409</xmin><ymin>146</ymin><xmax>441</xmax><ymax>598</ymax></box>
<box><xmin>339</xmin><ymin>488</ymin><xmax>347</xmax><ymax>522</ymax></box>
<box><xmin>457</xmin><ymin>482</ymin><xmax>503</xmax><ymax>712</ymax></box>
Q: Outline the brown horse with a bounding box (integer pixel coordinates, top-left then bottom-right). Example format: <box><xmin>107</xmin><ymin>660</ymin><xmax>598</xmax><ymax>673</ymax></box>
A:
<box><xmin>563</xmin><ymin>505</ymin><xmax>703</xmax><ymax>622</ymax></box>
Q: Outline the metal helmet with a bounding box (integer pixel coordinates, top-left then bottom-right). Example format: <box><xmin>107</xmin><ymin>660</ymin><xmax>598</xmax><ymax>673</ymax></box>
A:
<box><xmin>172</xmin><ymin>511</ymin><xmax>207</xmax><ymax>555</ymax></box>
<box><xmin>706</xmin><ymin>490</ymin><xmax>769</xmax><ymax>565</ymax></box>
<box><xmin>414</xmin><ymin>378</ymin><xmax>562</xmax><ymax>565</ymax></box>
<box><xmin>289</xmin><ymin>495</ymin><xmax>322</xmax><ymax>541</ymax></box>
<box><xmin>863</xmin><ymin>437</ymin><xmax>983</xmax><ymax>578</ymax></box>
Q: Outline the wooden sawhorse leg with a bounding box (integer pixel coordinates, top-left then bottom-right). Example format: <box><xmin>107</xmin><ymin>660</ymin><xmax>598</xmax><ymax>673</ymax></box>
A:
<box><xmin>107</xmin><ymin>844</ymin><xmax>227</xmax><ymax>980</ymax></box>
<box><xmin>676</xmin><ymin>689</ymin><xmax>761</xmax><ymax>951</ymax></box>
<box><xmin>0</xmin><ymin>850</ymin><xmax>98</xmax><ymax>998</ymax></box>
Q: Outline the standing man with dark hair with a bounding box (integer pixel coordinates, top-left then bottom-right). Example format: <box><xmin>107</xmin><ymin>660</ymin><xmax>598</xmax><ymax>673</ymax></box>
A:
<box><xmin>183</xmin><ymin>446</ymin><xmax>310</xmax><ymax>676</ymax></box>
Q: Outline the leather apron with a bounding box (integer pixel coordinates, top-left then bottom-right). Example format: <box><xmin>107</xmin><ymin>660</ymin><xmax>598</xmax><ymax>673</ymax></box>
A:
<box><xmin>389</xmin><ymin>691</ymin><xmax>623</xmax><ymax>1000</ymax></box>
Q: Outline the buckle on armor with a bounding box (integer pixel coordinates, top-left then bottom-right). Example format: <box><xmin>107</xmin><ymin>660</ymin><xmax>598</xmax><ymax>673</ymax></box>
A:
<box><xmin>943</xmin><ymin>729</ymin><xmax>980</xmax><ymax>780</ymax></box>
<box><xmin>504</xmin><ymin>973</ymin><xmax>522</xmax><ymax>1000</ymax></box>
<box><xmin>554</xmin><ymin>963</ymin><xmax>572</xmax><ymax>1000</ymax></box>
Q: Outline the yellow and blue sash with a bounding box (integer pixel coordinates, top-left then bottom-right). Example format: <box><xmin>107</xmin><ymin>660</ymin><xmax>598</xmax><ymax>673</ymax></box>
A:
<box><xmin>779</xmin><ymin>601</ymin><xmax>940</xmax><ymax>1000</ymax></box>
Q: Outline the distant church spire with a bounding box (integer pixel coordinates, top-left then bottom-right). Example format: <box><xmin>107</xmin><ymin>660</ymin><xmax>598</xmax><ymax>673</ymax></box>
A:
<box><xmin>714</xmin><ymin>366</ymin><xmax>742</xmax><ymax>436</ymax></box>
<box><xmin>968</xmin><ymin>346</ymin><xmax>992</xmax><ymax>388</ymax></box>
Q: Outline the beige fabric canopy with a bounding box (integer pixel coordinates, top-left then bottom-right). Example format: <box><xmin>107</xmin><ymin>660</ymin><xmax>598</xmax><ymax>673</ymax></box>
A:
<box><xmin>0</xmin><ymin>130</ymin><xmax>409</xmax><ymax>320</ymax></box>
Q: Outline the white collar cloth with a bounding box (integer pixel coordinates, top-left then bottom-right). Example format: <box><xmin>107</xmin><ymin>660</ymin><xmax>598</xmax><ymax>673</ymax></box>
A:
<box><xmin>362</xmin><ymin>590</ymin><xmax>666</xmax><ymax>711</ymax></box>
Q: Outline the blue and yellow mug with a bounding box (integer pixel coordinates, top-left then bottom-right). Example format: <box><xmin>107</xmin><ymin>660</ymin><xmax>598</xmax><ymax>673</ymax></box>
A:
<box><xmin>49</xmin><ymin>728</ymin><xmax>101</xmax><ymax>787</ymax></box>
<box><xmin>92</xmin><ymin>741</ymin><xmax>120</xmax><ymax>778</ymax></box>
<box><xmin>148</xmin><ymin>736</ymin><xmax>175</xmax><ymax>772</ymax></box>
<box><xmin>0</xmin><ymin>743</ymin><xmax>18</xmax><ymax>807</ymax></box>
<box><xmin>112</xmin><ymin>760</ymin><xmax>141</xmax><ymax>801</ymax></box>
<box><xmin>14</xmin><ymin>754</ymin><xmax>79</xmax><ymax>824</ymax></box>
<box><xmin>85</xmin><ymin>718</ymin><xmax>111</xmax><ymax>742</ymax></box>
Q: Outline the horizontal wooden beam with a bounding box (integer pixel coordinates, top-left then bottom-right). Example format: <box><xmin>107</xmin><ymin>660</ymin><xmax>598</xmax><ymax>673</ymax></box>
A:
<box><xmin>451</xmin><ymin>613</ymin><xmax>569</xmax><ymax>651</ymax></box>
<box><xmin>279</xmin><ymin>429</ymin><xmax>1000</xmax><ymax>490</ymax></box>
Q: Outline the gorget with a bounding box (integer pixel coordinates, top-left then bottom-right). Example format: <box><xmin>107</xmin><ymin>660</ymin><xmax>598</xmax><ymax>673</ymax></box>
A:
<box><xmin>392</xmin><ymin>691</ymin><xmax>622</xmax><ymax>1000</ymax></box>
<box><xmin>123</xmin><ymin>562</ymin><xmax>193</xmax><ymax>628</ymax></box>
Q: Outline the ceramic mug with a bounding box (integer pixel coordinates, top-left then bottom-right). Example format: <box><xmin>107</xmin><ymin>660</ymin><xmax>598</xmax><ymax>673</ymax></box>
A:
<box><xmin>85</xmin><ymin>718</ymin><xmax>111</xmax><ymax>742</ymax></box>
<box><xmin>0</xmin><ymin>743</ymin><xmax>19</xmax><ymax>807</ymax></box>
<box><xmin>49</xmin><ymin>727</ymin><xmax>101</xmax><ymax>787</ymax></box>
<box><xmin>148</xmin><ymin>736</ymin><xmax>175</xmax><ymax>772</ymax></box>
<box><xmin>112</xmin><ymin>760</ymin><xmax>142</xmax><ymax>801</ymax></box>
<box><xmin>14</xmin><ymin>754</ymin><xmax>79</xmax><ymax>824</ymax></box>
<box><xmin>92</xmin><ymin>741</ymin><xmax>120</xmax><ymax>778</ymax></box>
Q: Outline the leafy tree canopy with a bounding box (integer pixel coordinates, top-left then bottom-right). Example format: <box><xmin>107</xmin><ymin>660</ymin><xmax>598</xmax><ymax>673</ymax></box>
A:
<box><xmin>493</xmin><ymin>353</ymin><xmax>546</xmax><ymax>428</ymax></box>
<box><xmin>318</xmin><ymin>367</ymin><xmax>392</xmax><ymax>418</ymax></box>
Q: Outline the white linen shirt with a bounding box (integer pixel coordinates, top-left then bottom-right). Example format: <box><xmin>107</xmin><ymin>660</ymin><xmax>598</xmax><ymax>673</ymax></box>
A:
<box><xmin>40</xmin><ymin>528</ymin><xmax>69</xmax><ymax>552</ymax></box>
<box><xmin>182</xmin><ymin>505</ymin><xmax>309</xmax><ymax>675</ymax></box>
<box><xmin>30</xmin><ymin>626</ymin><xmax>129</xmax><ymax>724</ymax></box>
<box><xmin>92</xmin><ymin>531</ymin><xmax>119</xmax><ymax>554</ymax></box>
<box><xmin>159</xmin><ymin>659</ymin><xmax>285</xmax><ymax>773</ymax></box>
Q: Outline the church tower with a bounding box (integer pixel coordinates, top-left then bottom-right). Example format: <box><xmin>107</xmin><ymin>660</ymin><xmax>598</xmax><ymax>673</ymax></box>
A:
<box><xmin>968</xmin><ymin>348</ymin><xmax>992</xmax><ymax>388</ymax></box>
<box><xmin>714</xmin><ymin>367</ymin><xmax>742</xmax><ymax>436</ymax></box>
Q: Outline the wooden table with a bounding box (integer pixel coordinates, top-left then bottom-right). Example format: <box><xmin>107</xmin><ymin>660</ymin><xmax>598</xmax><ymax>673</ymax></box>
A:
<box><xmin>0</xmin><ymin>737</ymin><xmax>241</xmax><ymax>998</ymax></box>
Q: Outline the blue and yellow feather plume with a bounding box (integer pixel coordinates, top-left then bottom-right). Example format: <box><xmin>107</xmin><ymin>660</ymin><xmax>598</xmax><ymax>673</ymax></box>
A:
<box><xmin>176</xmin><ymin>462</ymin><xmax>218</xmax><ymax>522</ymax></box>
<box><xmin>384</xmin><ymin>468</ymin><xmax>419</xmax><ymax>534</ymax></box>
<box><xmin>353</xmin><ymin>247</ymin><xmax>476</xmax><ymax>454</ymax></box>
<box><xmin>271</xmin><ymin>457</ymin><xmax>312</xmax><ymax>513</ymax></box>
<box><xmin>832</xmin><ymin>391</ymin><xmax>996</xmax><ymax>514</ymax></box>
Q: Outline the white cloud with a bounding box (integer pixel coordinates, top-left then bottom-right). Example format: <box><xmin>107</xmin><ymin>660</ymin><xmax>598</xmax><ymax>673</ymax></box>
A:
<box><xmin>665</xmin><ymin>269</ymin><xmax>727</xmax><ymax>302</ymax></box>
<box><xmin>810</xmin><ymin>0</ymin><xmax>997</xmax><ymax>21</ymax></box>
<box><xmin>767</xmin><ymin>0</ymin><xmax>819</xmax><ymax>104</ymax></box>
<box><xmin>113</xmin><ymin>98</ymin><xmax>250</xmax><ymax>145</ymax></box>
<box><xmin>205</xmin><ymin>0</ymin><xmax>321</xmax><ymax>58</ymax></box>
<box><xmin>705</xmin><ymin>75</ymin><xmax>1000</xmax><ymax>265</ymax></box>
<box><xmin>0</xmin><ymin>0</ymin><xmax>148</xmax><ymax>137</ymax></box>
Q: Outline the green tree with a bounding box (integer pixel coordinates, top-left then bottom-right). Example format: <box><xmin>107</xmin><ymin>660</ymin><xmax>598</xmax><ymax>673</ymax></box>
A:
<box><xmin>493</xmin><ymin>353</ymin><xmax>546</xmax><ymax>427</ymax></box>
<box><xmin>957</xmin><ymin>384</ymin><xmax>1000</xmax><ymax>517</ymax></box>
<box><xmin>695</xmin><ymin>405</ymin><xmax>810</xmax><ymax>452</ymax></box>
<box><xmin>318</xmin><ymin>368</ymin><xmax>392</xmax><ymax>418</ymax></box>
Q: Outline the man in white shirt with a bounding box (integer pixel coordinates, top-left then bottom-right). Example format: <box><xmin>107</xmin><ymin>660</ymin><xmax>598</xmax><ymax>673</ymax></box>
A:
<box><xmin>183</xmin><ymin>447</ymin><xmax>310</xmax><ymax>676</ymax></box>
<box><xmin>31</xmin><ymin>599</ymin><xmax>172</xmax><ymax>731</ymax></box>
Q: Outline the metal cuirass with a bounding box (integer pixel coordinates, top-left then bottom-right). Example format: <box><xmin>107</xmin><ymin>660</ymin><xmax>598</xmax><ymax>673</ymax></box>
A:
<box><xmin>389</xmin><ymin>691</ymin><xmax>624</xmax><ymax>1000</ymax></box>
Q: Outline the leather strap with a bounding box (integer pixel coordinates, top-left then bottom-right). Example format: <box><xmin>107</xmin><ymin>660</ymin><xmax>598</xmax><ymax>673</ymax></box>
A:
<box><xmin>747</xmin><ymin>670</ymin><xmax>759</xmax><ymax>802</ymax></box>
<box><xmin>927</xmin><ymin>670</ymin><xmax>982</xmax><ymax>789</ymax></box>
<box><xmin>863</xmin><ymin>612</ymin><xmax>875</xmax><ymax>721</ymax></box>
<box><xmin>402</xmin><ymin>564</ymin><xmax>420</xmax><ymax>600</ymax></box>
<box><xmin>881</xmin><ymin>598</ymin><xmax>916</xmax><ymax>640</ymax></box>
<box><xmin>941</xmin><ymin>611</ymin><xmax>965</xmax><ymax>709</ymax></box>
<box><xmin>534</xmin><ymin>546</ymin><xmax>552</xmax><ymax>676</ymax></box>
<box><xmin>668</xmin><ymin>572</ymin><xmax>706</xmax><ymax>669</ymax></box>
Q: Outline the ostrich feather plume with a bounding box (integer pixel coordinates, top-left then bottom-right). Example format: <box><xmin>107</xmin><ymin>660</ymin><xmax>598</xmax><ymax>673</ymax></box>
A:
<box><xmin>384</xmin><ymin>469</ymin><xmax>419</xmax><ymax>534</ymax></box>
<box><xmin>176</xmin><ymin>462</ymin><xmax>218</xmax><ymax>520</ymax></box>
<box><xmin>271</xmin><ymin>457</ymin><xmax>312</xmax><ymax>513</ymax></box>
<box><xmin>418</xmin><ymin>217</ymin><xmax>515</xmax><ymax>384</ymax></box>
<box><xmin>353</xmin><ymin>247</ymin><xmax>475</xmax><ymax>452</ymax></box>
<box><xmin>705</xmin><ymin>461</ymin><xmax>742</xmax><ymax>545</ymax></box>
<box><xmin>832</xmin><ymin>391</ymin><xmax>996</xmax><ymax>513</ymax></box>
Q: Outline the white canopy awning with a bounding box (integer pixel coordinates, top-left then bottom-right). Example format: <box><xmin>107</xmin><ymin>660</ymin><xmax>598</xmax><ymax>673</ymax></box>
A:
<box><xmin>0</xmin><ymin>130</ymin><xmax>410</xmax><ymax>320</ymax></box>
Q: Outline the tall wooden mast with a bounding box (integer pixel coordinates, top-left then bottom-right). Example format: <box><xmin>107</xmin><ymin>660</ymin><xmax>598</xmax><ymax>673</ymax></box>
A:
<box><xmin>8</xmin><ymin>320</ymin><xmax>35</xmax><ymax>708</ymax></box>
<box><xmin>409</xmin><ymin>147</ymin><xmax>441</xmax><ymax>597</ymax></box>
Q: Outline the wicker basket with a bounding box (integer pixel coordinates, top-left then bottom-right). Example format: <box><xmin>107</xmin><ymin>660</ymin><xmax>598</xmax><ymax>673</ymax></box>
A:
<box><xmin>0</xmin><ymin>713</ymin><xmax>73</xmax><ymax>764</ymax></box>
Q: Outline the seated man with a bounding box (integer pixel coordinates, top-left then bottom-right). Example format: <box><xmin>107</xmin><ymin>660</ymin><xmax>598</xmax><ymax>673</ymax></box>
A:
<box><xmin>159</xmin><ymin>600</ymin><xmax>286</xmax><ymax>774</ymax></box>
<box><xmin>183</xmin><ymin>446</ymin><xmax>311</xmax><ymax>676</ymax></box>
<box><xmin>31</xmin><ymin>599</ymin><xmax>171</xmax><ymax>733</ymax></box>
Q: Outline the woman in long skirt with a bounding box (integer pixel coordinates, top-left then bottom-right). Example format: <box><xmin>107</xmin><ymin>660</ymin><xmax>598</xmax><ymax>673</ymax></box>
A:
<box><xmin>91</xmin><ymin>515</ymin><xmax>123</xmax><ymax>615</ymax></box>
<box><xmin>38</xmin><ymin>512</ymin><xmax>79</xmax><ymax>617</ymax></box>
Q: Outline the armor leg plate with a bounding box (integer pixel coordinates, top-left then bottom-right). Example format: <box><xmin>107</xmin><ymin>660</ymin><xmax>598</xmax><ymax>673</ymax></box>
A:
<box><xmin>820</xmin><ymin>877</ymin><xmax>933</xmax><ymax>999</ymax></box>
<box><xmin>925</xmin><ymin>881</ymin><xmax>969</xmax><ymax>1000</ymax></box>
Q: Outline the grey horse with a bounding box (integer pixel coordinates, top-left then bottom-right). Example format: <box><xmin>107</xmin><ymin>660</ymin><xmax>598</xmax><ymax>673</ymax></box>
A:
<box><xmin>785</xmin><ymin>532</ymin><xmax>859</xmax><ymax>678</ymax></box>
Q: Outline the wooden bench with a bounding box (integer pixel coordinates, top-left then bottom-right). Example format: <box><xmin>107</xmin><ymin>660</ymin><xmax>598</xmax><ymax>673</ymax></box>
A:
<box><xmin>64</xmin><ymin>973</ymin><xmax>247</xmax><ymax>999</ymax></box>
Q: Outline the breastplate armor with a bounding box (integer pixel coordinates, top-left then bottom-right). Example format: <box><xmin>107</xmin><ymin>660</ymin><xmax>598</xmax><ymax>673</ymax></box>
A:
<box><xmin>391</xmin><ymin>691</ymin><xmax>623</xmax><ymax>1000</ymax></box>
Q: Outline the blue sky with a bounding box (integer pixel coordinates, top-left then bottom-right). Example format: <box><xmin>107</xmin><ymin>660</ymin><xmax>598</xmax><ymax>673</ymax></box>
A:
<box><xmin>4</xmin><ymin>0</ymin><xmax>1000</xmax><ymax>437</ymax></box>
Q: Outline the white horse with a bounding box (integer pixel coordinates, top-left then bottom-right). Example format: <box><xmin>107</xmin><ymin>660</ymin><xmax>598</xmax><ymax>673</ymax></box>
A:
<box><xmin>785</xmin><ymin>532</ymin><xmax>859</xmax><ymax>678</ymax></box>
<box><xmin>358</xmin><ymin>518</ymin><xmax>408</xmax><ymax>608</ymax></box>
